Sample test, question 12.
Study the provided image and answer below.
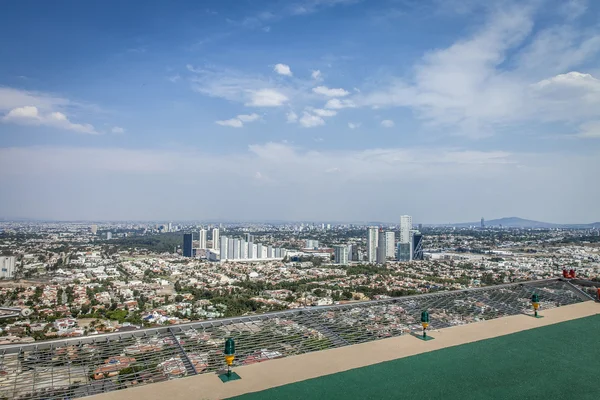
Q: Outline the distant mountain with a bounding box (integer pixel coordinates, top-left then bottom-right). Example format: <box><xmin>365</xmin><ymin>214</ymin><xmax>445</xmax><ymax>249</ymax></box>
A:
<box><xmin>442</xmin><ymin>217</ymin><xmax>600</xmax><ymax>229</ymax></box>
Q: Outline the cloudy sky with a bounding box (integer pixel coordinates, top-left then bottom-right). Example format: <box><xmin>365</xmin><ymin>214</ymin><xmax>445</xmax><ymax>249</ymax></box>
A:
<box><xmin>1</xmin><ymin>0</ymin><xmax>599</xmax><ymax>223</ymax></box>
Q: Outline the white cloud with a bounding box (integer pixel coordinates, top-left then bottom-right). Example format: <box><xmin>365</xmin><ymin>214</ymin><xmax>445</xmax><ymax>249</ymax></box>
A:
<box><xmin>111</xmin><ymin>126</ymin><xmax>125</xmax><ymax>134</ymax></box>
<box><xmin>237</xmin><ymin>113</ymin><xmax>261</xmax><ymax>122</ymax></box>
<box><xmin>274</xmin><ymin>63</ymin><xmax>293</xmax><ymax>76</ymax></box>
<box><xmin>245</xmin><ymin>89</ymin><xmax>289</xmax><ymax>107</ymax></box>
<box><xmin>311</xmin><ymin>108</ymin><xmax>337</xmax><ymax>117</ymax></box>
<box><xmin>0</xmin><ymin>87</ymin><xmax>106</xmax><ymax>134</ymax></box>
<box><xmin>324</xmin><ymin>98</ymin><xmax>356</xmax><ymax>109</ymax></box>
<box><xmin>311</xmin><ymin>70</ymin><xmax>323</xmax><ymax>81</ymax></box>
<box><xmin>216</xmin><ymin>113</ymin><xmax>261</xmax><ymax>128</ymax></box>
<box><xmin>188</xmin><ymin>66</ymin><xmax>305</xmax><ymax>109</ymax></box>
<box><xmin>561</xmin><ymin>0</ymin><xmax>588</xmax><ymax>20</ymax></box>
<box><xmin>286</xmin><ymin>111</ymin><xmax>298</xmax><ymax>123</ymax></box>
<box><xmin>0</xmin><ymin>87</ymin><xmax>70</xmax><ymax>111</ymax></box>
<box><xmin>534</xmin><ymin>71</ymin><xmax>599</xmax><ymax>89</ymax></box>
<box><xmin>167</xmin><ymin>75</ymin><xmax>181</xmax><ymax>83</ymax></box>
<box><xmin>2</xmin><ymin>105</ymin><xmax>97</xmax><ymax>134</ymax></box>
<box><xmin>299</xmin><ymin>112</ymin><xmax>325</xmax><ymax>128</ymax></box>
<box><xmin>312</xmin><ymin>85</ymin><xmax>350</xmax><ymax>97</ymax></box>
<box><xmin>381</xmin><ymin>120</ymin><xmax>395</xmax><ymax>128</ymax></box>
<box><xmin>348</xmin><ymin>122</ymin><xmax>360</xmax><ymax>129</ymax></box>
<box><xmin>289</xmin><ymin>0</ymin><xmax>359</xmax><ymax>16</ymax></box>
<box><xmin>359</xmin><ymin>4</ymin><xmax>600</xmax><ymax>137</ymax></box>
<box><xmin>575</xmin><ymin>121</ymin><xmax>600</xmax><ymax>138</ymax></box>
<box><xmin>215</xmin><ymin>118</ymin><xmax>244</xmax><ymax>128</ymax></box>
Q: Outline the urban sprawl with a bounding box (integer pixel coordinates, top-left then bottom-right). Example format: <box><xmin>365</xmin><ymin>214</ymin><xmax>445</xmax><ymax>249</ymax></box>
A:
<box><xmin>0</xmin><ymin>216</ymin><xmax>599</xmax><ymax>348</ymax></box>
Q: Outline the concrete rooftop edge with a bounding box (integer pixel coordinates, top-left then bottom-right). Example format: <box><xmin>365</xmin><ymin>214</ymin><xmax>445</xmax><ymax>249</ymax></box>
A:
<box><xmin>87</xmin><ymin>300</ymin><xmax>599</xmax><ymax>400</ymax></box>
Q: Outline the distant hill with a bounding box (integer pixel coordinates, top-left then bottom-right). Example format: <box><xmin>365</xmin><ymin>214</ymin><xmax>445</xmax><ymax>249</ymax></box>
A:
<box><xmin>443</xmin><ymin>217</ymin><xmax>600</xmax><ymax>229</ymax></box>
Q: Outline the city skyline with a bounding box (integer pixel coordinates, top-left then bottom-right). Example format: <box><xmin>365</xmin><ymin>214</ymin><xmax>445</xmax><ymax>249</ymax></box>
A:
<box><xmin>1</xmin><ymin>0</ymin><xmax>599</xmax><ymax>222</ymax></box>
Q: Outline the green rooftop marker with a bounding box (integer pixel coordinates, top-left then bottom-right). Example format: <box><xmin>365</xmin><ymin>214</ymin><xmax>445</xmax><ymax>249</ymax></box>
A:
<box><xmin>219</xmin><ymin>338</ymin><xmax>240</xmax><ymax>382</ymax></box>
<box><xmin>531</xmin><ymin>293</ymin><xmax>543</xmax><ymax>318</ymax></box>
<box><xmin>414</xmin><ymin>310</ymin><xmax>434</xmax><ymax>340</ymax></box>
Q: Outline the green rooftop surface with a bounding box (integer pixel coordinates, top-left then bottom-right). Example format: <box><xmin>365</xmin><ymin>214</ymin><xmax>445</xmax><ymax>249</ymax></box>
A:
<box><xmin>231</xmin><ymin>314</ymin><xmax>600</xmax><ymax>400</ymax></box>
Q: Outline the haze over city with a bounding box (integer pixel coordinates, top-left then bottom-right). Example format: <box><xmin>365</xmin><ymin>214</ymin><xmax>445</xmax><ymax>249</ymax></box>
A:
<box><xmin>1</xmin><ymin>0</ymin><xmax>599</xmax><ymax>222</ymax></box>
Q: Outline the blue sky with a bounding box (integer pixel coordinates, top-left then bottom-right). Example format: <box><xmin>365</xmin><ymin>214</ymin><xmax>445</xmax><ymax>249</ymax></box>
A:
<box><xmin>1</xmin><ymin>0</ymin><xmax>599</xmax><ymax>223</ymax></box>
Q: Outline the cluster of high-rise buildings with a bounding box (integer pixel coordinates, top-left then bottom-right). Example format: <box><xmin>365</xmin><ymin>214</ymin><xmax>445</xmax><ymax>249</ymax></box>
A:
<box><xmin>330</xmin><ymin>215</ymin><xmax>424</xmax><ymax>265</ymax></box>
<box><xmin>359</xmin><ymin>215</ymin><xmax>423</xmax><ymax>265</ymax></box>
<box><xmin>219</xmin><ymin>234</ymin><xmax>287</xmax><ymax>261</ymax></box>
<box><xmin>183</xmin><ymin>228</ymin><xmax>220</xmax><ymax>258</ymax></box>
<box><xmin>397</xmin><ymin>215</ymin><xmax>423</xmax><ymax>262</ymax></box>
<box><xmin>182</xmin><ymin>230</ymin><xmax>287</xmax><ymax>261</ymax></box>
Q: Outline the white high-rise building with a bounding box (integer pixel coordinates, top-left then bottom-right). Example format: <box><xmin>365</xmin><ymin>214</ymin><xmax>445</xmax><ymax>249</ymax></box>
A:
<box><xmin>212</xmin><ymin>228</ymin><xmax>220</xmax><ymax>250</ymax></box>
<box><xmin>250</xmin><ymin>243</ymin><xmax>258</xmax><ymax>259</ymax></box>
<box><xmin>334</xmin><ymin>245</ymin><xmax>349</xmax><ymax>265</ymax></box>
<box><xmin>385</xmin><ymin>231</ymin><xmax>395</xmax><ymax>258</ymax></box>
<box><xmin>233</xmin><ymin>239</ymin><xmax>241</xmax><ymax>259</ymax></box>
<box><xmin>220</xmin><ymin>236</ymin><xmax>229</xmax><ymax>260</ymax></box>
<box><xmin>400</xmin><ymin>215</ymin><xmax>413</xmax><ymax>243</ymax></box>
<box><xmin>257</xmin><ymin>244</ymin><xmax>263</xmax><ymax>259</ymax></box>
<box><xmin>199</xmin><ymin>229</ymin><xmax>207</xmax><ymax>249</ymax></box>
<box><xmin>106</xmin><ymin>232</ymin><xmax>112</xmax><ymax>240</ymax></box>
<box><xmin>0</xmin><ymin>256</ymin><xmax>16</xmax><ymax>279</ymax></box>
<box><xmin>240</xmin><ymin>239</ymin><xmax>248</xmax><ymax>259</ymax></box>
<box><xmin>367</xmin><ymin>226</ymin><xmax>378</xmax><ymax>263</ymax></box>
<box><xmin>227</xmin><ymin>238</ymin><xmax>235</xmax><ymax>259</ymax></box>
<box><xmin>168</xmin><ymin>222</ymin><xmax>172</xmax><ymax>232</ymax></box>
<box><xmin>90</xmin><ymin>224</ymin><xmax>98</xmax><ymax>235</ymax></box>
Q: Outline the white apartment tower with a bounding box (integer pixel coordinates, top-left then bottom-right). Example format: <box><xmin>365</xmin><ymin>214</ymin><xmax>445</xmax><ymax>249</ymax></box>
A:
<box><xmin>212</xmin><ymin>228</ymin><xmax>220</xmax><ymax>250</ymax></box>
<box><xmin>220</xmin><ymin>236</ymin><xmax>229</xmax><ymax>260</ymax></box>
<box><xmin>199</xmin><ymin>229</ymin><xmax>207</xmax><ymax>249</ymax></box>
<box><xmin>367</xmin><ymin>226</ymin><xmax>378</xmax><ymax>263</ymax></box>
<box><xmin>400</xmin><ymin>215</ymin><xmax>413</xmax><ymax>244</ymax></box>
<box><xmin>334</xmin><ymin>245</ymin><xmax>349</xmax><ymax>265</ymax></box>
<box><xmin>385</xmin><ymin>231</ymin><xmax>395</xmax><ymax>258</ymax></box>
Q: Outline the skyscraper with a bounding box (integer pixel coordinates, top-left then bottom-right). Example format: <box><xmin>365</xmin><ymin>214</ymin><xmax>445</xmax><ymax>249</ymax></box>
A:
<box><xmin>376</xmin><ymin>229</ymin><xmax>386</xmax><ymax>264</ymax></box>
<box><xmin>220</xmin><ymin>236</ymin><xmax>228</xmax><ymax>260</ymax></box>
<box><xmin>199</xmin><ymin>229</ymin><xmax>207</xmax><ymax>249</ymax></box>
<box><xmin>227</xmin><ymin>238</ymin><xmax>235</xmax><ymax>259</ymax></box>
<box><xmin>385</xmin><ymin>231</ymin><xmax>395</xmax><ymax>258</ymax></box>
<box><xmin>183</xmin><ymin>233</ymin><xmax>193</xmax><ymax>257</ymax></box>
<box><xmin>233</xmin><ymin>239</ymin><xmax>240</xmax><ymax>259</ymax></box>
<box><xmin>412</xmin><ymin>232</ymin><xmax>424</xmax><ymax>260</ymax></box>
<box><xmin>334</xmin><ymin>245</ymin><xmax>349</xmax><ymax>265</ymax></box>
<box><xmin>399</xmin><ymin>215</ymin><xmax>412</xmax><ymax>244</ymax></box>
<box><xmin>240</xmin><ymin>239</ymin><xmax>248</xmax><ymax>259</ymax></box>
<box><xmin>212</xmin><ymin>228</ymin><xmax>220</xmax><ymax>250</ymax></box>
<box><xmin>90</xmin><ymin>224</ymin><xmax>98</xmax><ymax>235</ymax></box>
<box><xmin>106</xmin><ymin>232</ymin><xmax>112</xmax><ymax>240</ymax></box>
<box><xmin>481</xmin><ymin>218</ymin><xmax>485</xmax><ymax>228</ymax></box>
<box><xmin>367</xmin><ymin>226</ymin><xmax>378</xmax><ymax>263</ymax></box>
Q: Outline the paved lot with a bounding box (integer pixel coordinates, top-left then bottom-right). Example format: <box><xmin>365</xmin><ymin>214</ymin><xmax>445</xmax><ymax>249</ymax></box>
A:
<box><xmin>232</xmin><ymin>314</ymin><xmax>600</xmax><ymax>400</ymax></box>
